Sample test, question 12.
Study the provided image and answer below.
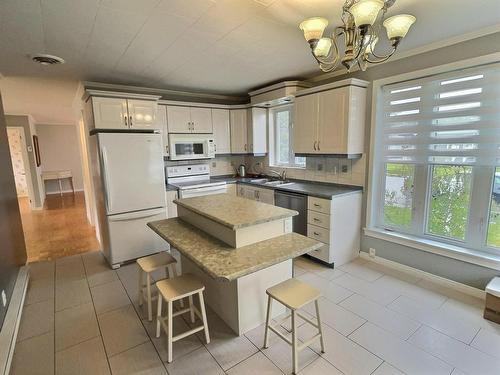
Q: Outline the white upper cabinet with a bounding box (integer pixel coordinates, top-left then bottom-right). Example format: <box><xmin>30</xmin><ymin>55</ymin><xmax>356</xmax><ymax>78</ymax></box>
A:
<box><xmin>230</xmin><ymin>109</ymin><xmax>248</xmax><ymax>154</ymax></box>
<box><xmin>293</xmin><ymin>79</ymin><xmax>367</xmax><ymax>156</ymax></box>
<box><xmin>212</xmin><ymin>109</ymin><xmax>231</xmax><ymax>154</ymax></box>
<box><xmin>190</xmin><ymin>107</ymin><xmax>213</xmax><ymax>133</ymax></box>
<box><xmin>157</xmin><ymin>105</ymin><xmax>169</xmax><ymax>157</ymax></box>
<box><xmin>167</xmin><ymin>106</ymin><xmax>191</xmax><ymax>133</ymax></box>
<box><xmin>127</xmin><ymin>99</ymin><xmax>157</xmax><ymax>129</ymax></box>
<box><xmin>92</xmin><ymin>97</ymin><xmax>129</xmax><ymax>129</ymax></box>
<box><xmin>91</xmin><ymin>97</ymin><xmax>158</xmax><ymax>130</ymax></box>
<box><xmin>248</xmin><ymin>107</ymin><xmax>267</xmax><ymax>154</ymax></box>
<box><xmin>167</xmin><ymin>106</ymin><xmax>213</xmax><ymax>133</ymax></box>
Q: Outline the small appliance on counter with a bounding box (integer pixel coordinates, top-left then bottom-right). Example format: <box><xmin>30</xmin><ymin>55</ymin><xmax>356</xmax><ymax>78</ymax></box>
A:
<box><xmin>237</xmin><ymin>164</ymin><xmax>246</xmax><ymax>177</ymax></box>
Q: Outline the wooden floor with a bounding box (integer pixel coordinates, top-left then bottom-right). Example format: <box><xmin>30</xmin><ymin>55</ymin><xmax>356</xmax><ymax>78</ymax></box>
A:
<box><xmin>19</xmin><ymin>192</ymin><xmax>100</xmax><ymax>262</ymax></box>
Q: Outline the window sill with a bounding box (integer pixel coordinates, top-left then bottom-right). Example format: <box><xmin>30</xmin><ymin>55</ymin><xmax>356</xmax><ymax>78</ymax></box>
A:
<box><xmin>364</xmin><ymin>227</ymin><xmax>500</xmax><ymax>271</ymax></box>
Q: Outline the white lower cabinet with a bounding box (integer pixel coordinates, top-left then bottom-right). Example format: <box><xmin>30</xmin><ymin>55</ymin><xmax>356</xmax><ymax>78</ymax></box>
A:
<box><xmin>237</xmin><ymin>185</ymin><xmax>275</xmax><ymax>205</ymax></box>
<box><xmin>307</xmin><ymin>193</ymin><xmax>362</xmax><ymax>266</ymax></box>
<box><xmin>166</xmin><ymin>190</ymin><xmax>178</xmax><ymax>218</ymax></box>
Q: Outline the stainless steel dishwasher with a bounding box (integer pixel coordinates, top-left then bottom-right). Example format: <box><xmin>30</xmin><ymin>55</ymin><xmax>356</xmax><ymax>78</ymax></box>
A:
<box><xmin>274</xmin><ymin>190</ymin><xmax>307</xmax><ymax>236</ymax></box>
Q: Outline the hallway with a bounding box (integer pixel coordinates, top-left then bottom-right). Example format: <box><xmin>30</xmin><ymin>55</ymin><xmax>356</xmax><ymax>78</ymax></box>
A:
<box><xmin>20</xmin><ymin>192</ymin><xmax>100</xmax><ymax>262</ymax></box>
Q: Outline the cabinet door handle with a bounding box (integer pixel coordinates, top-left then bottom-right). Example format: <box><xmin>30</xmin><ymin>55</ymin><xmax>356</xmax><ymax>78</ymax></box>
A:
<box><xmin>317</xmin><ymin>141</ymin><xmax>320</xmax><ymax>151</ymax></box>
<box><xmin>165</xmin><ymin>145</ymin><xmax>169</xmax><ymax>154</ymax></box>
<box><xmin>313</xmin><ymin>141</ymin><xmax>317</xmax><ymax>151</ymax></box>
<box><xmin>214</xmin><ymin>144</ymin><xmax>217</xmax><ymax>152</ymax></box>
<box><xmin>314</xmin><ymin>203</ymin><xmax>321</xmax><ymax>207</ymax></box>
<box><xmin>244</xmin><ymin>144</ymin><xmax>247</xmax><ymax>151</ymax></box>
<box><xmin>313</xmin><ymin>218</ymin><xmax>320</xmax><ymax>222</ymax></box>
<box><xmin>314</xmin><ymin>232</ymin><xmax>320</xmax><ymax>236</ymax></box>
<box><xmin>124</xmin><ymin>115</ymin><xmax>128</xmax><ymax>127</ymax></box>
<box><xmin>129</xmin><ymin>115</ymin><xmax>133</xmax><ymax>127</ymax></box>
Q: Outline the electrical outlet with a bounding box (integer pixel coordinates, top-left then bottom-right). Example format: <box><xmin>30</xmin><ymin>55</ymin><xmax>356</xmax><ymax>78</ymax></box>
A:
<box><xmin>369</xmin><ymin>248</ymin><xmax>376</xmax><ymax>258</ymax></box>
<box><xmin>211</xmin><ymin>161</ymin><xmax>216</xmax><ymax>168</ymax></box>
<box><xmin>1</xmin><ymin>290</ymin><xmax>6</xmax><ymax>307</ymax></box>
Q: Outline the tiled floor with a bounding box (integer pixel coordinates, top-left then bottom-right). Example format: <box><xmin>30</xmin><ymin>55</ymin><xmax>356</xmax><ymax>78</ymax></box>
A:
<box><xmin>12</xmin><ymin>253</ymin><xmax>500</xmax><ymax>375</ymax></box>
<box><xmin>19</xmin><ymin>192</ymin><xmax>100</xmax><ymax>262</ymax></box>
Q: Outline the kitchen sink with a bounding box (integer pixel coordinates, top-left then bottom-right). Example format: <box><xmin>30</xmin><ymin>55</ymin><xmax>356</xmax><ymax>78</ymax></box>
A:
<box><xmin>264</xmin><ymin>180</ymin><xmax>295</xmax><ymax>187</ymax></box>
<box><xmin>250</xmin><ymin>178</ymin><xmax>270</xmax><ymax>183</ymax></box>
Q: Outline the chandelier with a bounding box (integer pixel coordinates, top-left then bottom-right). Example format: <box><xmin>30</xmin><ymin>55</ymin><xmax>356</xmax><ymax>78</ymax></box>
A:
<box><xmin>299</xmin><ymin>0</ymin><xmax>416</xmax><ymax>72</ymax></box>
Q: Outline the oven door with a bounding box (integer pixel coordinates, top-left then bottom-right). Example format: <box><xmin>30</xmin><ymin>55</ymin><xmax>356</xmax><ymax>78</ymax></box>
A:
<box><xmin>179</xmin><ymin>184</ymin><xmax>228</xmax><ymax>198</ymax></box>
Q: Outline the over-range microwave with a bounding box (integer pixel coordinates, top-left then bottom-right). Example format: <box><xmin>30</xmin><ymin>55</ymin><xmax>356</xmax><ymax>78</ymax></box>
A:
<box><xmin>168</xmin><ymin>133</ymin><xmax>215</xmax><ymax>160</ymax></box>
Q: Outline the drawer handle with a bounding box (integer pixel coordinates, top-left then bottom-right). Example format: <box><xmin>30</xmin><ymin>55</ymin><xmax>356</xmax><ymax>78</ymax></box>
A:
<box><xmin>314</xmin><ymin>203</ymin><xmax>321</xmax><ymax>207</ymax></box>
<box><xmin>313</xmin><ymin>218</ymin><xmax>320</xmax><ymax>222</ymax></box>
<box><xmin>314</xmin><ymin>232</ymin><xmax>320</xmax><ymax>236</ymax></box>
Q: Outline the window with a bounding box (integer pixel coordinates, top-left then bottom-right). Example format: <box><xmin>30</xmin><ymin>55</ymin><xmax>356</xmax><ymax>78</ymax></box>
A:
<box><xmin>271</xmin><ymin>107</ymin><xmax>305</xmax><ymax>168</ymax></box>
<box><xmin>372</xmin><ymin>62</ymin><xmax>500</xmax><ymax>256</ymax></box>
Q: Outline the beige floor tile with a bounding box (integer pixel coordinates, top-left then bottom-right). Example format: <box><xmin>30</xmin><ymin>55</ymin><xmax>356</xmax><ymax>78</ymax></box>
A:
<box><xmin>293</xmin><ymin>257</ymin><xmax>325</xmax><ymax>273</ymax></box>
<box><xmin>55</xmin><ymin>336</ymin><xmax>110</xmax><ymax>375</ymax></box>
<box><xmin>28</xmin><ymin>261</ymin><xmax>55</xmax><ymax>281</ymax></box>
<box><xmin>116</xmin><ymin>263</ymin><xmax>141</xmax><ymax>298</ymax></box>
<box><xmin>98</xmin><ymin>304</ymin><xmax>149</xmax><ymax>356</ymax></box>
<box><xmin>143</xmin><ymin>317</ymin><xmax>202</xmax><ymax>362</ymax></box>
<box><xmin>313</xmin><ymin>267</ymin><xmax>345</xmax><ymax>281</ymax></box>
<box><xmin>299</xmin><ymin>323</ymin><xmax>382</xmax><ymax>375</ymax></box>
<box><xmin>293</xmin><ymin>265</ymin><xmax>307</xmax><ymax>277</ymax></box>
<box><xmin>332</xmin><ymin>273</ymin><xmax>401</xmax><ymax>305</ymax></box>
<box><xmin>350</xmin><ymin>322</ymin><xmax>452</xmax><ymax>375</ymax></box>
<box><xmin>55</xmin><ymin>302</ymin><xmax>100</xmax><ymax>351</ymax></box>
<box><xmin>109</xmin><ymin>341</ymin><xmax>167</xmax><ymax>375</ymax></box>
<box><xmin>11</xmin><ymin>332</ymin><xmax>54</xmax><ymax>375</ymax></box>
<box><xmin>408</xmin><ymin>325</ymin><xmax>500</xmax><ymax>375</ymax></box>
<box><xmin>296</xmin><ymin>273</ymin><xmax>353</xmax><ymax>304</ymax></box>
<box><xmin>471</xmin><ymin>328</ymin><xmax>500</xmax><ymax>359</ymax></box>
<box><xmin>17</xmin><ymin>299</ymin><xmax>54</xmax><ymax>342</ymax></box>
<box><xmin>24</xmin><ymin>276</ymin><xmax>54</xmax><ymax>305</ymax></box>
<box><xmin>55</xmin><ymin>278</ymin><xmax>91</xmax><ymax>312</ymax></box>
<box><xmin>302</xmin><ymin>296</ymin><xmax>365</xmax><ymax>336</ymax></box>
<box><xmin>300</xmin><ymin>357</ymin><xmax>343</xmax><ymax>375</ymax></box>
<box><xmin>55</xmin><ymin>256</ymin><xmax>86</xmax><ymax>283</ymax></box>
<box><xmin>91</xmin><ymin>279</ymin><xmax>131</xmax><ymax>315</ymax></box>
<box><xmin>164</xmin><ymin>346</ymin><xmax>225</xmax><ymax>375</ymax></box>
<box><xmin>226</xmin><ymin>352</ymin><xmax>282</xmax><ymax>374</ymax></box>
<box><xmin>438</xmin><ymin>298</ymin><xmax>500</xmax><ymax>335</ymax></box>
<box><xmin>200</xmin><ymin>310</ymin><xmax>258</xmax><ymax>371</ymax></box>
<box><xmin>338</xmin><ymin>258</ymin><xmax>384</xmax><ymax>282</ymax></box>
<box><xmin>82</xmin><ymin>251</ymin><xmax>118</xmax><ymax>287</ymax></box>
<box><xmin>340</xmin><ymin>293</ymin><xmax>421</xmax><ymax>340</ymax></box>
<box><xmin>372</xmin><ymin>362</ymin><xmax>405</xmax><ymax>375</ymax></box>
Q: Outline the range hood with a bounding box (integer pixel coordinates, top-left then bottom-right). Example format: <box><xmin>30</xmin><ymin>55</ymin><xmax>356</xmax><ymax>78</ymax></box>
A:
<box><xmin>249</xmin><ymin>81</ymin><xmax>311</xmax><ymax>107</ymax></box>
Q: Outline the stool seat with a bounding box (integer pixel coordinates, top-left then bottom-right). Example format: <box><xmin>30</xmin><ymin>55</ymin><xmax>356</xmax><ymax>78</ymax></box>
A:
<box><xmin>486</xmin><ymin>277</ymin><xmax>500</xmax><ymax>298</ymax></box>
<box><xmin>156</xmin><ymin>274</ymin><xmax>205</xmax><ymax>302</ymax></box>
<box><xmin>267</xmin><ymin>278</ymin><xmax>321</xmax><ymax>310</ymax></box>
<box><xmin>137</xmin><ymin>252</ymin><xmax>177</xmax><ymax>273</ymax></box>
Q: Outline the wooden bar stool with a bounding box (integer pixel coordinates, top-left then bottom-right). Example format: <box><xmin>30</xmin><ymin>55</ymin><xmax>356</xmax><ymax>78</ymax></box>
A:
<box><xmin>155</xmin><ymin>274</ymin><xmax>210</xmax><ymax>363</ymax></box>
<box><xmin>137</xmin><ymin>251</ymin><xmax>178</xmax><ymax>321</ymax></box>
<box><xmin>264</xmin><ymin>278</ymin><xmax>325</xmax><ymax>374</ymax></box>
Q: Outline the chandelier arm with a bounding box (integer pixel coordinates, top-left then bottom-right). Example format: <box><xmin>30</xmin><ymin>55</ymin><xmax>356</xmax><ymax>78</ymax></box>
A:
<box><xmin>364</xmin><ymin>48</ymin><xmax>396</xmax><ymax>64</ymax></box>
<box><xmin>368</xmin><ymin>44</ymin><xmax>397</xmax><ymax>60</ymax></box>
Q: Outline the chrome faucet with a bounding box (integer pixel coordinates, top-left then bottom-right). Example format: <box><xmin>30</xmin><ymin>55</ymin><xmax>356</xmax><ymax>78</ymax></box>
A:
<box><xmin>269</xmin><ymin>169</ymin><xmax>287</xmax><ymax>181</ymax></box>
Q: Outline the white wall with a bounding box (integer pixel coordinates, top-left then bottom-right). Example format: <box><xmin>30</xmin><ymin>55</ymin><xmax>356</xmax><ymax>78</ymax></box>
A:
<box><xmin>36</xmin><ymin>124</ymin><xmax>84</xmax><ymax>194</ymax></box>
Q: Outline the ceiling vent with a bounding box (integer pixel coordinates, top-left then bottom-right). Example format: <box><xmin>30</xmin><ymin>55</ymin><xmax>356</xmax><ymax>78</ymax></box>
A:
<box><xmin>31</xmin><ymin>54</ymin><xmax>65</xmax><ymax>66</ymax></box>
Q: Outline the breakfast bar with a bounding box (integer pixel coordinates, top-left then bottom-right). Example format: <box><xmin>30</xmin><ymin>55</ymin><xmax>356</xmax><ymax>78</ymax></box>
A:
<box><xmin>148</xmin><ymin>194</ymin><xmax>322</xmax><ymax>335</ymax></box>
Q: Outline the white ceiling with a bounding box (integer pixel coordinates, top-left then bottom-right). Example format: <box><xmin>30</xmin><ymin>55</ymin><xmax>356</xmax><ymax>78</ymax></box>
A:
<box><xmin>0</xmin><ymin>0</ymin><xmax>499</xmax><ymax>95</ymax></box>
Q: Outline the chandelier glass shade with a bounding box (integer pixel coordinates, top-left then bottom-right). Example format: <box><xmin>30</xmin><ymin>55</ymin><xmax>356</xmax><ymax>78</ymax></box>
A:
<box><xmin>299</xmin><ymin>0</ymin><xmax>416</xmax><ymax>72</ymax></box>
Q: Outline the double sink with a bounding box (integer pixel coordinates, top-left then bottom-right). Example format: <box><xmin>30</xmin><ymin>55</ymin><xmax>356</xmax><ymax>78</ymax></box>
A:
<box><xmin>249</xmin><ymin>178</ymin><xmax>295</xmax><ymax>187</ymax></box>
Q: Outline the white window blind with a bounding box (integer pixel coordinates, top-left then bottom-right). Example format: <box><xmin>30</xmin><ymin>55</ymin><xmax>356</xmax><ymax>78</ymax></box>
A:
<box><xmin>379</xmin><ymin>63</ymin><xmax>500</xmax><ymax>166</ymax></box>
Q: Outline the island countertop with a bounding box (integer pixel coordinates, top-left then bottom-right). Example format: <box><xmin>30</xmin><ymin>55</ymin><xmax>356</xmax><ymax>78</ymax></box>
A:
<box><xmin>174</xmin><ymin>194</ymin><xmax>297</xmax><ymax>230</ymax></box>
<box><xmin>148</xmin><ymin>218</ymin><xmax>322</xmax><ymax>281</ymax></box>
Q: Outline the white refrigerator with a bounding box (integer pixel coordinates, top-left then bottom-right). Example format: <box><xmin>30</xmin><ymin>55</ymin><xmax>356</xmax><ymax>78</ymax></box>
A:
<box><xmin>92</xmin><ymin>132</ymin><xmax>167</xmax><ymax>268</ymax></box>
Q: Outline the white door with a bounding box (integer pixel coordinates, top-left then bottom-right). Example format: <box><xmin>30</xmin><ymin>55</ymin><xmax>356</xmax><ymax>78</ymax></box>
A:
<box><xmin>318</xmin><ymin>88</ymin><xmax>348</xmax><ymax>153</ymax></box>
<box><xmin>190</xmin><ymin>107</ymin><xmax>213</xmax><ymax>133</ymax></box>
<box><xmin>212</xmin><ymin>109</ymin><xmax>231</xmax><ymax>154</ymax></box>
<box><xmin>92</xmin><ymin>97</ymin><xmax>128</xmax><ymax>129</ymax></box>
<box><xmin>127</xmin><ymin>99</ymin><xmax>158</xmax><ymax>129</ymax></box>
<box><xmin>157</xmin><ymin>105</ymin><xmax>169</xmax><ymax>156</ymax></box>
<box><xmin>293</xmin><ymin>94</ymin><xmax>318</xmax><ymax>154</ymax></box>
<box><xmin>107</xmin><ymin>207</ymin><xmax>167</xmax><ymax>265</ymax></box>
<box><xmin>230</xmin><ymin>109</ymin><xmax>248</xmax><ymax>153</ymax></box>
<box><xmin>167</xmin><ymin>106</ymin><xmax>191</xmax><ymax>133</ymax></box>
<box><xmin>98</xmin><ymin>133</ymin><xmax>165</xmax><ymax>215</ymax></box>
<box><xmin>249</xmin><ymin>107</ymin><xmax>267</xmax><ymax>154</ymax></box>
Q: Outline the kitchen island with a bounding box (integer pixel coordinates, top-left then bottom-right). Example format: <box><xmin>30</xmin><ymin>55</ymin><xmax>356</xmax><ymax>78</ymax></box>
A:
<box><xmin>148</xmin><ymin>194</ymin><xmax>322</xmax><ymax>335</ymax></box>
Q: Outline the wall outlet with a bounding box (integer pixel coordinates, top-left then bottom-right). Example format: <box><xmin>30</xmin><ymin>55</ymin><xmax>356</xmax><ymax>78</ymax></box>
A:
<box><xmin>369</xmin><ymin>248</ymin><xmax>376</xmax><ymax>258</ymax></box>
<box><xmin>211</xmin><ymin>161</ymin><xmax>217</xmax><ymax>168</ymax></box>
<box><xmin>1</xmin><ymin>290</ymin><xmax>6</xmax><ymax>307</ymax></box>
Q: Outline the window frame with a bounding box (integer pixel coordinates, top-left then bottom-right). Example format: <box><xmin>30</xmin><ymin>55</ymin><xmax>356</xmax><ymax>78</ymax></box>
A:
<box><xmin>269</xmin><ymin>105</ymin><xmax>305</xmax><ymax>169</ymax></box>
<box><xmin>367</xmin><ymin>52</ymin><xmax>500</xmax><ymax>261</ymax></box>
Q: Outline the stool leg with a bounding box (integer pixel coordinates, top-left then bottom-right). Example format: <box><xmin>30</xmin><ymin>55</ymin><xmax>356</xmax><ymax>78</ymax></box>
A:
<box><xmin>138</xmin><ymin>269</ymin><xmax>143</xmax><ymax>307</ymax></box>
<box><xmin>167</xmin><ymin>301</ymin><xmax>173</xmax><ymax>363</ymax></box>
<box><xmin>156</xmin><ymin>295</ymin><xmax>163</xmax><ymax>338</ymax></box>
<box><xmin>292</xmin><ymin>310</ymin><xmax>298</xmax><ymax>375</ymax></box>
<box><xmin>315</xmin><ymin>299</ymin><xmax>325</xmax><ymax>353</ymax></box>
<box><xmin>146</xmin><ymin>273</ymin><xmax>152</xmax><ymax>321</ymax></box>
<box><xmin>188</xmin><ymin>295</ymin><xmax>195</xmax><ymax>323</ymax></box>
<box><xmin>199</xmin><ymin>292</ymin><xmax>210</xmax><ymax>344</ymax></box>
<box><xmin>263</xmin><ymin>295</ymin><xmax>272</xmax><ymax>349</ymax></box>
<box><xmin>170</xmin><ymin>264</ymin><xmax>185</xmax><ymax>309</ymax></box>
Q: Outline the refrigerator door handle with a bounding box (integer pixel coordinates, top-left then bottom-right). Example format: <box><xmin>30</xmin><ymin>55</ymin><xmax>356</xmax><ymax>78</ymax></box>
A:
<box><xmin>101</xmin><ymin>147</ymin><xmax>113</xmax><ymax>213</ymax></box>
<box><xmin>108</xmin><ymin>207</ymin><xmax>165</xmax><ymax>221</ymax></box>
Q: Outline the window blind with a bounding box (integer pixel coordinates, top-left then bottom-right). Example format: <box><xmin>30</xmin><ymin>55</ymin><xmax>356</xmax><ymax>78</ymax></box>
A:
<box><xmin>379</xmin><ymin>63</ymin><xmax>500</xmax><ymax>166</ymax></box>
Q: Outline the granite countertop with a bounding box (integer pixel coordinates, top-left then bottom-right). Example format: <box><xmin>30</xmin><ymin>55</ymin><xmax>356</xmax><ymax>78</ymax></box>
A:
<box><xmin>210</xmin><ymin>175</ymin><xmax>362</xmax><ymax>199</ymax></box>
<box><xmin>148</xmin><ymin>218</ymin><xmax>322</xmax><ymax>281</ymax></box>
<box><xmin>174</xmin><ymin>194</ymin><xmax>297</xmax><ymax>230</ymax></box>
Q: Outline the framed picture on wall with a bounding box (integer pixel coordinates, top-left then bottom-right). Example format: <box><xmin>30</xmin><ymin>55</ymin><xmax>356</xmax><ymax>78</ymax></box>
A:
<box><xmin>33</xmin><ymin>135</ymin><xmax>41</xmax><ymax>167</ymax></box>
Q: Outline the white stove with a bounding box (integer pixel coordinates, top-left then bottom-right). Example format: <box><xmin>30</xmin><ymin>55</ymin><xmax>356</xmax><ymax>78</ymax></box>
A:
<box><xmin>166</xmin><ymin>164</ymin><xmax>227</xmax><ymax>198</ymax></box>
